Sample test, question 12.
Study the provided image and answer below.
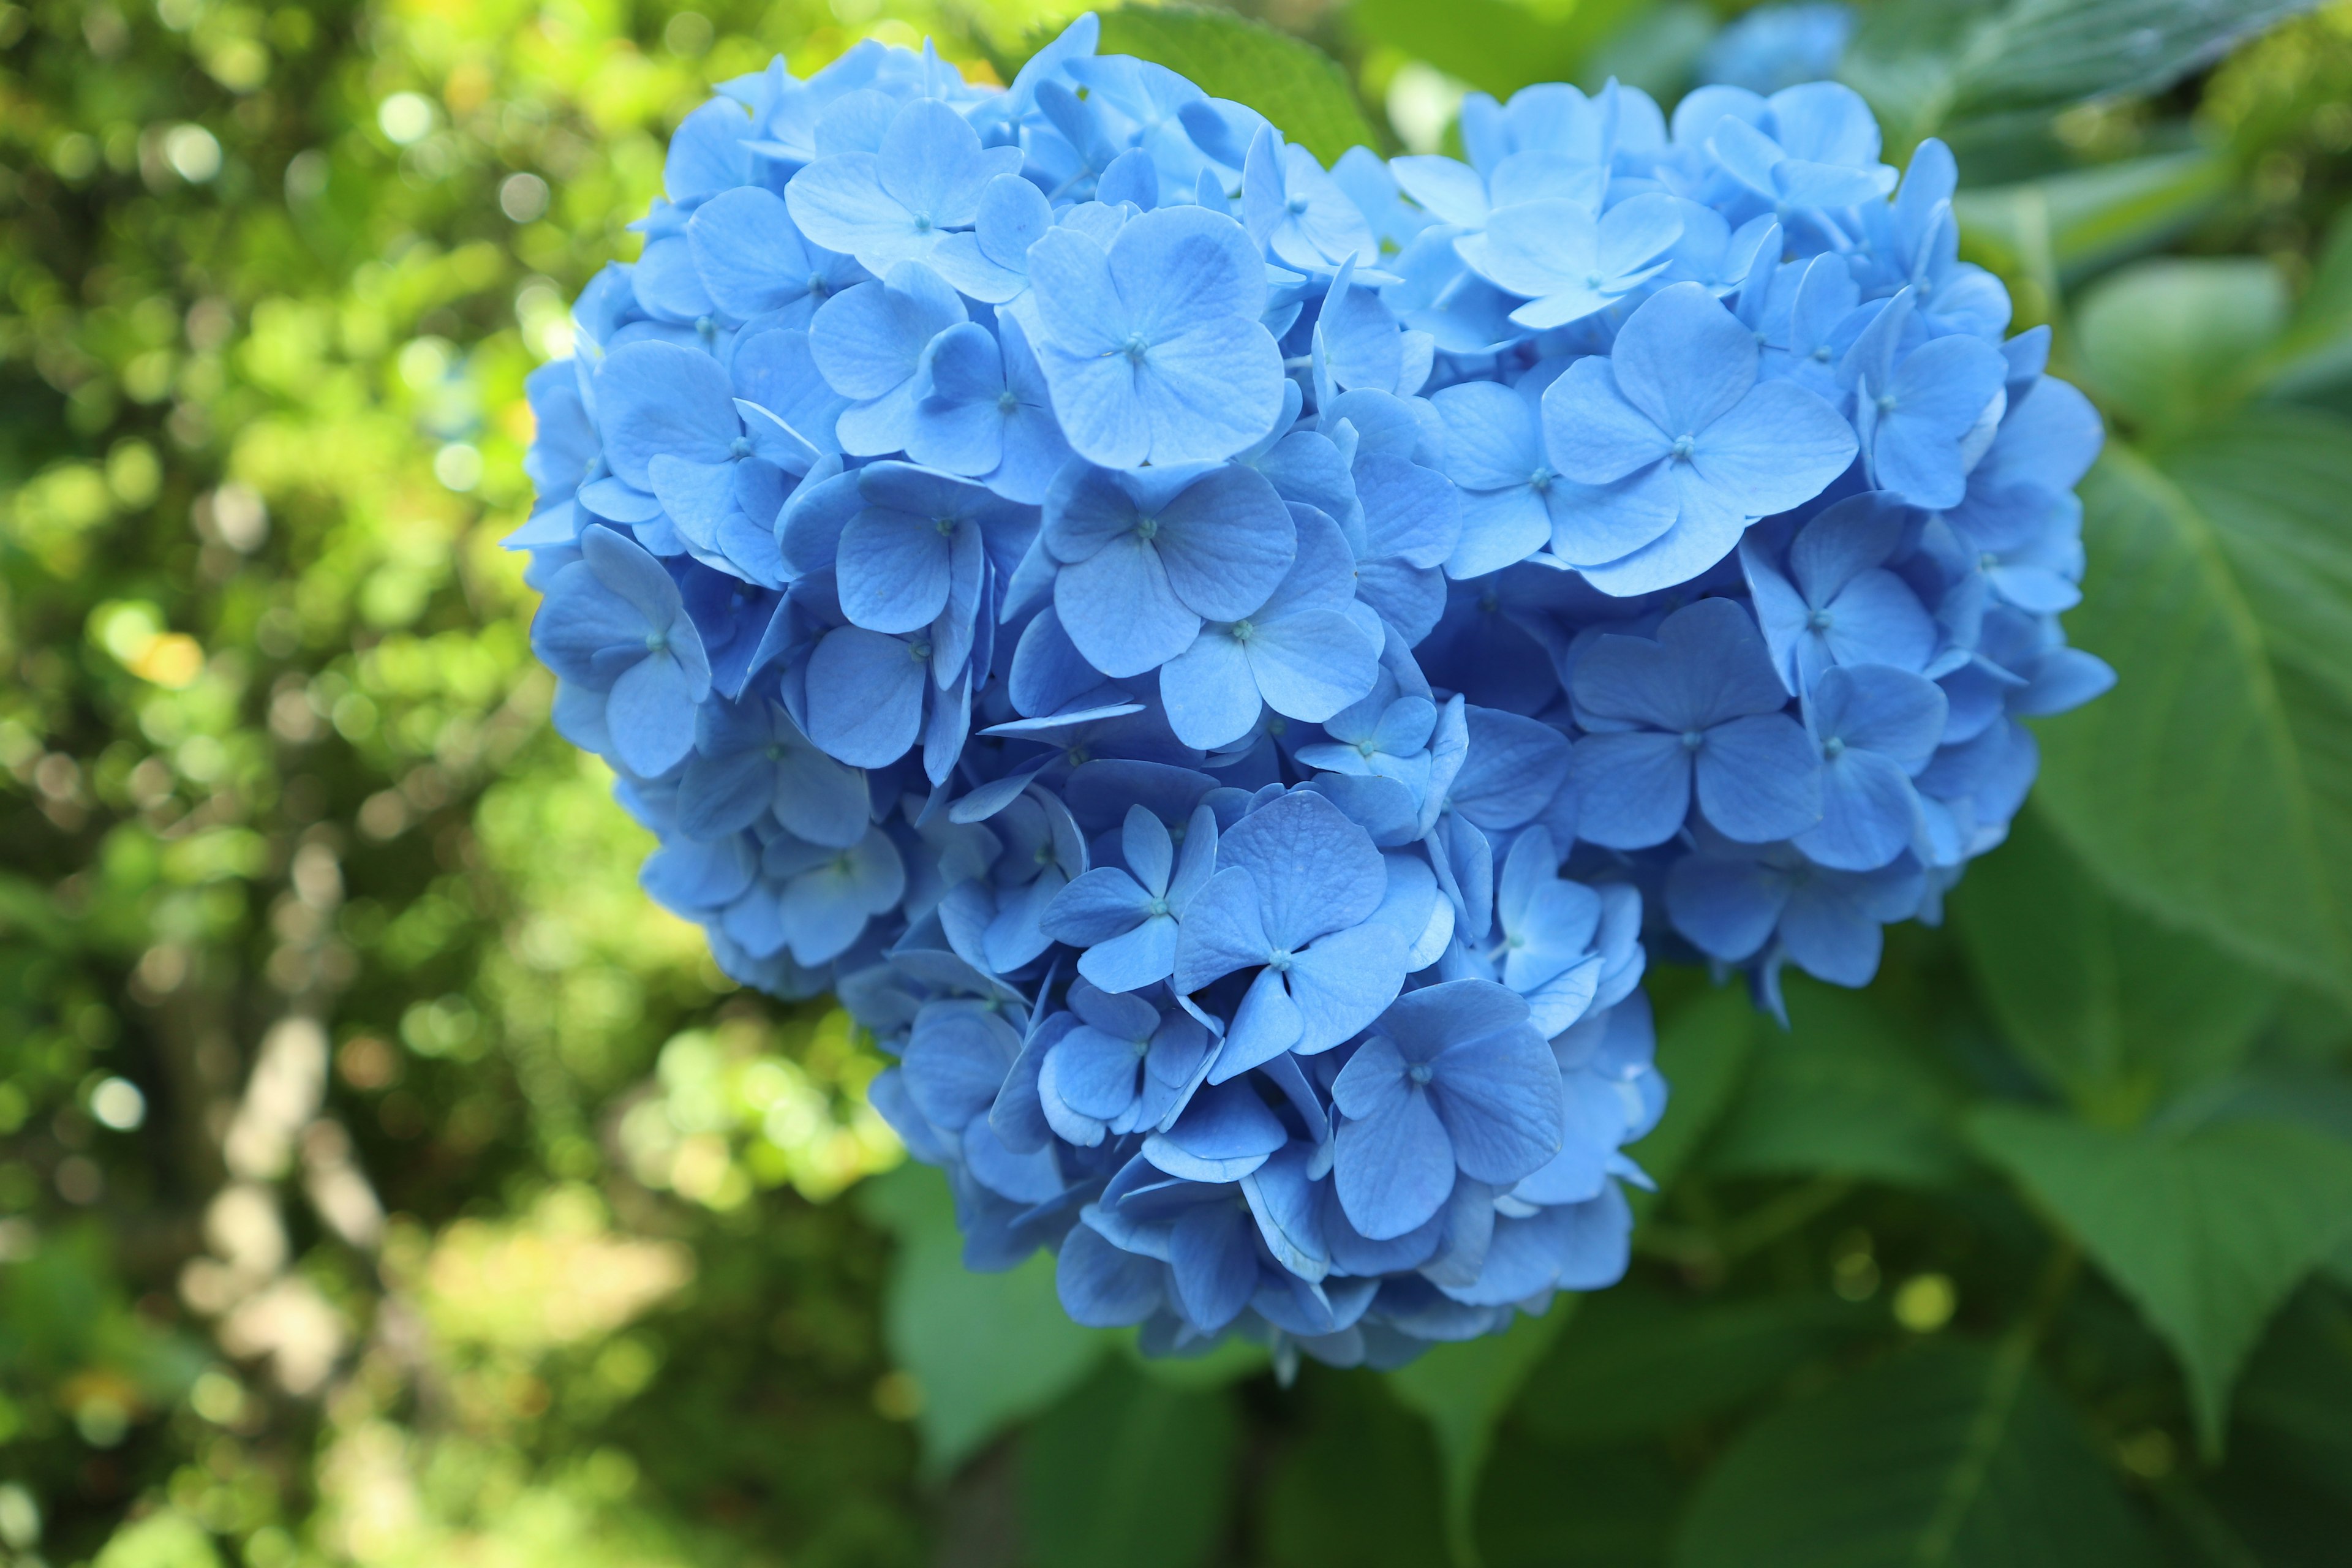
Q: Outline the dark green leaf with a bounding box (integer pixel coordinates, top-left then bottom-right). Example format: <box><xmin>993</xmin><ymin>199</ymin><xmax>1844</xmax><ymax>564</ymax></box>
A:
<box><xmin>2075</xmin><ymin>258</ymin><xmax>2290</xmax><ymax>440</ymax></box>
<box><xmin>1097</xmin><ymin>5</ymin><xmax>1379</xmax><ymax>165</ymax></box>
<box><xmin>1951</xmin><ymin>807</ymin><xmax>2275</xmax><ymax>1112</ymax></box>
<box><xmin>1968</xmin><ymin>1106</ymin><xmax>2352</xmax><ymax>1451</ymax></box>
<box><xmin>1673</xmin><ymin>1341</ymin><xmax>2161</xmax><ymax>1567</ymax></box>
<box><xmin>1344</xmin><ymin>0</ymin><xmax>1648</xmax><ymax>100</ymax></box>
<box><xmin>1020</xmin><ymin>1359</ymin><xmax>1238</xmax><ymax>1568</ymax></box>
<box><xmin>1843</xmin><ymin>0</ymin><xmax>2323</xmax><ymax>143</ymax></box>
<box><xmin>2035</xmin><ymin>422</ymin><xmax>2352</xmax><ymax>1003</ymax></box>
<box><xmin>1700</xmin><ymin>976</ymin><xmax>1966</xmax><ymax>1186</ymax></box>
<box><xmin>857</xmin><ymin>1163</ymin><xmax>1106</xmax><ymax>1476</ymax></box>
<box><xmin>1515</xmin><ymin>1287</ymin><xmax>1876</xmax><ymax>1447</ymax></box>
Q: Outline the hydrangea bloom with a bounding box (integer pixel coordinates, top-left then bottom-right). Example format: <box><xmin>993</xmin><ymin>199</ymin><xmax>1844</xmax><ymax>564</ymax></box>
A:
<box><xmin>514</xmin><ymin>16</ymin><xmax>2109</xmax><ymax>1372</ymax></box>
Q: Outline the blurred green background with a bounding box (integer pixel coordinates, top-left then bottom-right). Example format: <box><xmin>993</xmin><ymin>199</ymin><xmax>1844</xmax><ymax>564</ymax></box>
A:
<box><xmin>7</xmin><ymin>1</ymin><xmax>2352</xmax><ymax>1564</ymax></box>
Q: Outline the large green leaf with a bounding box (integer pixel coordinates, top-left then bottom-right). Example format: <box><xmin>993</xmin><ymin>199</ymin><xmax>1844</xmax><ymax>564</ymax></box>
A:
<box><xmin>857</xmin><ymin>1163</ymin><xmax>1106</xmax><ymax>1476</ymax></box>
<box><xmin>1842</xmin><ymin>0</ymin><xmax>2323</xmax><ymax>144</ymax></box>
<box><xmin>2076</xmin><ymin>258</ymin><xmax>2291</xmax><ymax>441</ymax></box>
<box><xmin>1951</xmin><ymin>807</ymin><xmax>2275</xmax><ymax>1115</ymax></box>
<box><xmin>1673</xmin><ymin>1341</ymin><xmax>2160</xmax><ymax>1567</ymax></box>
<box><xmin>1514</xmin><ymin>1288</ymin><xmax>1874</xmax><ymax>1447</ymax></box>
<box><xmin>1020</xmin><ymin>1359</ymin><xmax>1238</xmax><ymax>1568</ymax></box>
<box><xmin>1098</xmin><ymin>5</ymin><xmax>1380</xmax><ymax>165</ymax></box>
<box><xmin>1969</xmin><ymin>1106</ymin><xmax>2352</xmax><ymax>1452</ymax></box>
<box><xmin>2034</xmin><ymin>420</ymin><xmax>2352</xmax><ymax>1002</ymax></box>
<box><xmin>1345</xmin><ymin>0</ymin><xmax>1648</xmax><ymax>100</ymax></box>
<box><xmin>1700</xmin><ymin>975</ymin><xmax>1966</xmax><ymax>1186</ymax></box>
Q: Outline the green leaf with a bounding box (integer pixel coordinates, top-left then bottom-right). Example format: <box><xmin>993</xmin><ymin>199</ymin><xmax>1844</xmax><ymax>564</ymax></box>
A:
<box><xmin>2035</xmin><ymin>422</ymin><xmax>2352</xmax><ymax>1003</ymax></box>
<box><xmin>1387</xmin><ymin>1302</ymin><xmax>1578</xmax><ymax>1568</ymax></box>
<box><xmin>857</xmin><ymin>1163</ymin><xmax>1106</xmax><ymax>1477</ymax></box>
<box><xmin>1951</xmin><ymin>806</ymin><xmax>2275</xmax><ymax>1114</ymax></box>
<box><xmin>1673</xmin><ymin>1341</ymin><xmax>2162</xmax><ymax>1567</ymax></box>
<box><xmin>1968</xmin><ymin>1105</ymin><xmax>2352</xmax><ymax>1452</ymax></box>
<box><xmin>1953</xmin><ymin>149</ymin><xmax>2233</xmax><ymax>292</ymax></box>
<box><xmin>1020</xmin><ymin>1359</ymin><xmax>1239</xmax><ymax>1568</ymax></box>
<box><xmin>2075</xmin><ymin>258</ymin><xmax>2290</xmax><ymax>440</ymax></box>
<box><xmin>1700</xmin><ymin>975</ymin><xmax>1967</xmax><ymax>1186</ymax></box>
<box><xmin>1514</xmin><ymin>1287</ymin><xmax>1875</xmax><ymax>1447</ymax></box>
<box><xmin>1842</xmin><ymin>0</ymin><xmax>2323</xmax><ymax>145</ymax></box>
<box><xmin>1097</xmin><ymin>5</ymin><xmax>1379</xmax><ymax>165</ymax></box>
<box><xmin>1345</xmin><ymin>0</ymin><xmax>1648</xmax><ymax>100</ymax></box>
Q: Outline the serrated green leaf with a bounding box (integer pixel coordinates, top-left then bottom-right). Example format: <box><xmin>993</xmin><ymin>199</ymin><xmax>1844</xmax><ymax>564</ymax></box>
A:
<box><xmin>1019</xmin><ymin>1359</ymin><xmax>1238</xmax><ymax>1568</ymax></box>
<box><xmin>857</xmin><ymin>1162</ymin><xmax>1106</xmax><ymax>1477</ymax></box>
<box><xmin>1344</xmin><ymin>0</ymin><xmax>1648</xmax><ymax>100</ymax></box>
<box><xmin>1968</xmin><ymin>1106</ymin><xmax>2352</xmax><ymax>1453</ymax></box>
<box><xmin>2075</xmin><ymin>258</ymin><xmax>2290</xmax><ymax>440</ymax></box>
<box><xmin>1514</xmin><ymin>1287</ymin><xmax>1875</xmax><ymax>1447</ymax></box>
<box><xmin>1951</xmin><ymin>807</ymin><xmax>2275</xmax><ymax>1115</ymax></box>
<box><xmin>2035</xmin><ymin>423</ymin><xmax>2352</xmax><ymax>1003</ymax></box>
<box><xmin>1673</xmin><ymin>1341</ymin><xmax>2161</xmax><ymax>1567</ymax></box>
<box><xmin>1096</xmin><ymin>5</ymin><xmax>1379</xmax><ymax>165</ymax></box>
<box><xmin>1843</xmin><ymin>0</ymin><xmax>2323</xmax><ymax>145</ymax></box>
<box><xmin>1700</xmin><ymin>974</ymin><xmax>1966</xmax><ymax>1186</ymax></box>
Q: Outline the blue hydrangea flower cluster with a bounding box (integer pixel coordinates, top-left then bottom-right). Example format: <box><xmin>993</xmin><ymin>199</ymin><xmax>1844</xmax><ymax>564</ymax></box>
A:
<box><xmin>512</xmin><ymin>15</ymin><xmax>2110</xmax><ymax>1370</ymax></box>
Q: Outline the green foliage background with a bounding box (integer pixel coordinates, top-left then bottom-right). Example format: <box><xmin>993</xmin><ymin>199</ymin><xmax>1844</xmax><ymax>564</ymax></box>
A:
<box><xmin>5</xmin><ymin>1</ymin><xmax>2352</xmax><ymax>1564</ymax></box>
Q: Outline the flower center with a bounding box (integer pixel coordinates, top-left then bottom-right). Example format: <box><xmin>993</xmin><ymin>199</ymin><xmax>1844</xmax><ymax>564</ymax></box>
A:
<box><xmin>644</xmin><ymin>630</ymin><xmax>669</xmax><ymax>654</ymax></box>
<box><xmin>729</xmin><ymin>435</ymin><xmax>753</xmax><ymax>459</ymax></box>
<box><xmin>1355</xmin><ymin>739</ymin><xmax>1379</xmax><ymax>757</ymax></box>
<box><xmin>1266</xmin><ymin>948</ymin><xmax>1294</xmax><ymax>972</ymax></box>
<box><xmin>912</xmin><ymin>214</ymin><xmax>933</xmax><ymax>233</ymax></box>
<box><xmin>1823</xmin><ymin>736</ymin><xmax>1847</xmax><ymax>760</ymax></box>
<box><xmin>1121</xmin><ymin>333</ymin><xmax>1150</xmax><ymax>366</ymax></box>
<box><xmin>934</xmin><ymin>516</ymin><xmax>957</xmax><ymax>537</ymax></box>
<box><xmin>1585</xmin><ymin>271</ymin><xmax>1604</xmax><ymax>289</ymax></box>
<box><xmin>1147</xmin><ymin>895</ymin><xmax>1170</xmax><ymax>918</ymax></box>
<box><xmin>765</xmin><ymin>743</ymin><xmax>787</xmax><ymax>761</ymax></box>
<box><xmin>1670</xmin><ymin>434</ymin><xmax>1697</xmax><ymax>462</ymax></box>
<box><xmin>1405</xmin><ymin>1062</ymin><xmax>1433</xmax><ymax>1087</ymax></box>
<box><xmin>1230</xmin><ymin>619</ymin><xmax>1256</xmax><ymax>644</ymax></box>
<box><xmin>1680</xmin><ymin>729</ymin><xmax>1705</xmax><ymax>752</ymax></box>
<box><xmin>1979</xmin><ymin>551</ymin><xmax>2000</xmax><ymax>572</ymax></box>
<box><xmin>1129</xmin><ymin>1036</ymin><xmax>1151</xmax><ymax>1059</ymax></box>
<box><xmin>695</xmin><ymin>315</ymin><xmax>716</xmax><ymax>339</ymax></box>
<box><xmin>1876</xmin><ymin>392</ymin><xmax>1900</xmax><ymax>412</ymax></box>
<box><xmin>1810</xmin><ymin>345</ymin><xmax>1831</xmax><ymax>361</ymax></box>
<box><xmin>1806</xmin><ymin>608</ymin><xmax>1834</xmax><ymax>631</ymax></box>
<box><xmin>808</xmin><ymin>276</ymin><xmax>829</xmax><ymax>301</ymax></box>
<box><xmin>1134</xmin><ymin>515</ymin><xmax>1159</xmax><ymax>542</ymax></box>
<box><xmin>997</xmin><ymin>390</ymin><xmax>1020</xmax><ymax>413</ymax></box>
<box><xmin>1528</xmin><ymin>466</ymin><xmax>1553</xmax><ymax>493</ymax></box>
<box><xmin>910</xmin><ymin>639</ymin><xmax>932</xmax><ymax>663</ymax></box>
<box><xmin>1286</xmin><ymin>196</ymin><xmax>1307</xmax><ymax>215</ymax></box>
